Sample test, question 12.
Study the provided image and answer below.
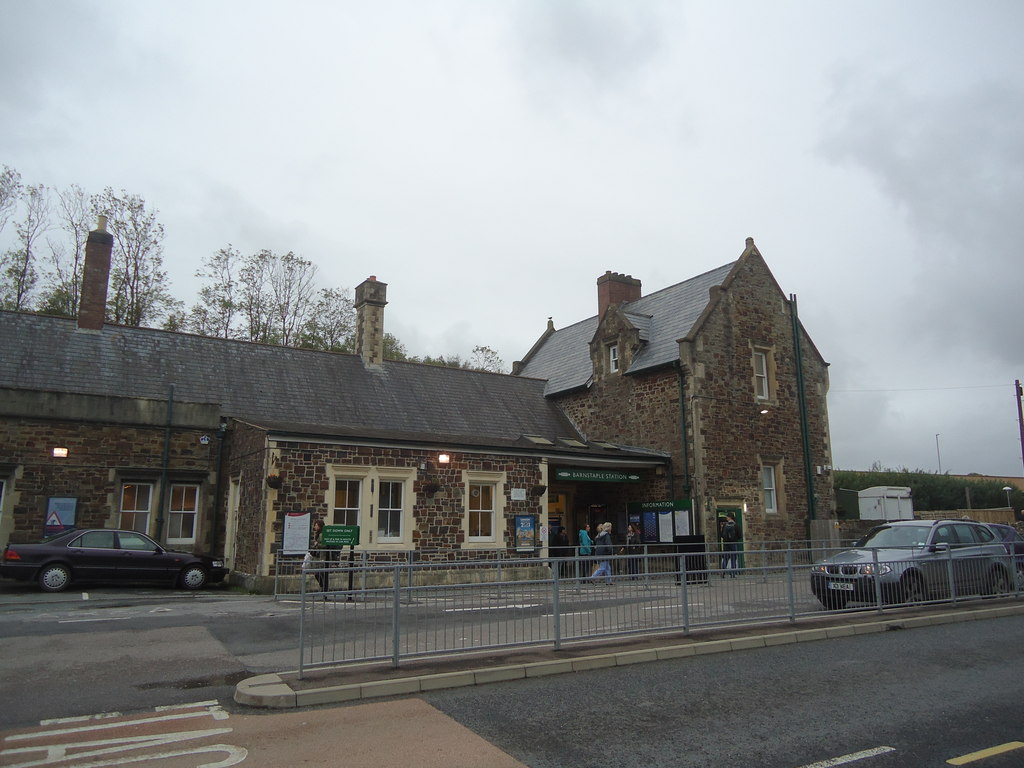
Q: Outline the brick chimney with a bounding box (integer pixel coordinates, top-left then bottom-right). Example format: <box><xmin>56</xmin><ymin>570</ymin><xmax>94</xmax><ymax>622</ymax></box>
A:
<box><xmin>78</xmin><ymin>215</ymin><xmax>113</xmax><ymax>331</ymax></box>
<box><xmin>597</xmin><ymin>271</ymin><xmax>641</xmax><ymax>318</ymax></box>
<box><xmin>354</xmin><ymin>276</ymin><xmax>388</xmax><ymax>367</ymax></box>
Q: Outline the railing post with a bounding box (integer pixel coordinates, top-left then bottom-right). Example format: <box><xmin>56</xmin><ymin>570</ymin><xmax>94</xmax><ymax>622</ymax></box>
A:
<box><xmin>680</xmin><ymin>551</ymin><xmax>690</xmax><ymax>634</ymax></box>
<box><xmin>298</xmin><ymin>568</ymin><xmax>307</xmax><ymax>679</ymax></box>
<box><xmin>872</xmin><ymin>548</ymin><xmax>884</xmax><ymax>613</ymax></box>
<box><xmin>552</xmin><ymin>565</ymin><xmax>561</xmax><ymax>650</ymax></box>
<box><xmin>392</xmin><ymin>565</ymin><xmax>402</xmax><ymax>668</ymax></box>
<box><xmin>946</xmin><ymin>546</ymin><xmax>957</xmax><ymax>603</ymax></box>
<box><xmin>786</xmin><ymin>547</ymin><xmax>796</xmax><ymax>622</ymax></box>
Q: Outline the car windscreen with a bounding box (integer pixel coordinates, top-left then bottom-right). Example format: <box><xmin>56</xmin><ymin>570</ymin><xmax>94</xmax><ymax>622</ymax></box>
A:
<box><xmin>860</xmin><ymin>525</ymin><xmax>931</xmax><ymax>548</ymax></box>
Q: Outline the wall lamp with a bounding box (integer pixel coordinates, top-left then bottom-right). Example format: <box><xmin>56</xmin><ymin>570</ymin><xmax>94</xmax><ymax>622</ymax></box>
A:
<box><xmin>52</xmin><ymin>447</ymin><xmax>69</xmax><ymax>458</ymax></box>
<box><xmin>438</xmin><ymin>453</ymin><xmax>451</xmax><ymax>464</ymax></box>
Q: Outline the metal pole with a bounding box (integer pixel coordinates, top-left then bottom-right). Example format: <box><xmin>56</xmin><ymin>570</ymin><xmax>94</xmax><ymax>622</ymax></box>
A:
<box><xmin>935</xmin><ymin>433</ymin><xmax>942</xmax><ymax>474</ymax></box>
<box><xmin>297</xmin><ymin>569</ymin><xmax>307</xmax><ymax>679</ymax></box>
<box><xmin>1016</xmin><ymin>379</ymin><xmax>1024</xmax><ymax>475</ymax></box>
<box><xmin>392</xmin><ymin>565</ymin><xmax>401</xmax><ymax>668</ymax></box>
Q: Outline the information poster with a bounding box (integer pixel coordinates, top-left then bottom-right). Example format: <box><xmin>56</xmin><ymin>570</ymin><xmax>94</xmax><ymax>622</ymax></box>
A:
<box><xmin>627</xmin><ymin>499</ymin><xmax>694</xmax><ymax>542</ymax></box>
<box><xmin>282</xmin><ymin>511</ymin><xmax>311</xmax><ymax>555</ymax></box>
<box><xmin>514</xmin><ymin>515</ymin><xmax>537</xmax><ymax>551</ymax></box>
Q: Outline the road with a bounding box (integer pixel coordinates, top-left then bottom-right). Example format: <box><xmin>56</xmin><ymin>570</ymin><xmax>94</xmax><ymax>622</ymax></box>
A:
<box><xmin>0</xmin><ymin>584</ymin><xmax>300</xmax><ymax>729</ymax></box>
<box><xmin>3</xmin><ymin>581</ymin><xmax>1024</xmax><ymax>767</ymax></box>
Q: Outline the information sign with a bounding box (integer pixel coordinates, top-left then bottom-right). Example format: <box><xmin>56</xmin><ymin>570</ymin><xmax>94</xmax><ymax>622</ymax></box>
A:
<box><xmin>553</xmin><ymin>469</ymin><xmax>640</xmax><ymax>483</ymax></box>
<box><xmin>322</xmin><ymin>524</ymin><xmax>360</xmax><ymax>547</ymax></box>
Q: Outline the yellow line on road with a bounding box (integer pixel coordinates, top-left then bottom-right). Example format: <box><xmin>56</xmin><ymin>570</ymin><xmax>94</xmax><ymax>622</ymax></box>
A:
<box><xmin>947</xmin><ymin>741</ymin><xmax>1024</xmax><ymax>765</ymax></box>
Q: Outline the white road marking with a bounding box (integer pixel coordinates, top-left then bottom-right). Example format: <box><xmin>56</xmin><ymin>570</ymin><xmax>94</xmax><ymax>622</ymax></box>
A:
<box><xmin>56</xmin><ymin>617</ymin><xmax>128</xmax><ymax>624</ymax></box>
<box><xmin>795</xmin><ymin>746</ymin><xmax>896</xmax><ymax>767</ymax></box>
<box><xmin>444</xmin><ymin>604</ymin><xmax>540</xmax><ymax>612</ymax></box>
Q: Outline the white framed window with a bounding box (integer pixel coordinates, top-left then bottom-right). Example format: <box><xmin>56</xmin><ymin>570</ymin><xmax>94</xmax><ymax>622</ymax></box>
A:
<box><xmin>327</xmin><ymin>465</ymin><xmax>414</xmax><ymax>548</ymax></box>
<box><xmin>462</xmin><ymin>470</ymin><xmax>506</xmax><ymax>547</ymax></box>
<box><xmin>762</xmin><ymin>465</ymin><xmax>778</xmax><ymax>514</ymax></box>
<box><xmin>120</xmin><ymin>483</ymin><xmax>153</xmax><ymax>533</ymax></box>
<box><xmin>166</xmin><ymin>483</ymin><xmax>199</xmax><ymax>544</ymax></box>
<box><xmin>609</xmin><ymin>344</ymin><xmax>620</xmax><ymax>373</ymax></box>
<box><xmin>378</xmin><ymin>480</ymin><xmax>404</xmax><ymax>543</ymax></box>
<box><xmin>333</xmin><ymin>478</ymin><xmax>361</xmax><ymax>527</ymax></box>
<box><xmin>468</xmin><ymin>483</ymin><xmax>495</xmax><ymax>541</ymax></box>
<box><xmin>753</xmin><ymin>350</ymin><xmax>770</xmax><ymax>400</ymax></box>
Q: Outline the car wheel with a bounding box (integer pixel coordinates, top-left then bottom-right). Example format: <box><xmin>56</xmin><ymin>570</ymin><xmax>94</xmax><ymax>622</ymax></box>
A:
<box><xmin>986</xmin><ymin>566</ymin><xmax>1011</xmax><ymax>597</ymax></box>
<box><xmin>179</xmin><ymin>565</ymin><xmax>208</xmax><ymax>591</ymax></box>
<box><xmin>899</xmin><ymin>573</ymin><xmax>926</xmax><ymax>605</ymax></box>
<box><xmin>38</xmin><ymin>564</ymin><xmax>71</xmax><ymax>593</ymax></box>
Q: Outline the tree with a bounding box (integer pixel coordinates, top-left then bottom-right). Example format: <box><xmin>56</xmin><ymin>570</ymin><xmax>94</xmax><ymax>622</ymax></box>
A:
<box><xmin>469</xmin><ymin>345</ymin><xmax>506</xmax><ymax>373</ymax></box>
<box><xmin>0</xmin><ymin>165</ymin><xmax>22</xmax><ymax>235</ymax></box>
<box><xmin>182</xmin><ymin>245</ymin><xmax>243</xmax><ymax>338</ymax></box>
<box><xmin>299</xmin><ymin>287</ymin><xmax>355</xmax><ymax>351</ymax></box>
<box><xmin>37</xmin><ymin>184</ymin><xmax>91</xmax><ymax>317</ymax></box>
<box><xmin>0</xmin><ymin>183</ymin><xmax>49</xmax><ymax>311</ymax></box>
<box><xmin>268</xmin><ymin>251</ymin><xmax>317</xmax><ymax>346</ymax></box>
<box><xmin>91</xmin><ymin>188</ymin><xmax>180</xmax><ymax>326</ymax></box>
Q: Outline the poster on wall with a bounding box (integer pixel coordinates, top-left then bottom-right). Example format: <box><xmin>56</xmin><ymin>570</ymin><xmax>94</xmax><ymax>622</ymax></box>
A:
<box><xmin>627</xmin><ymin>499</ymin><xmax>694</xmax><ymax>542</ymax></box>
<box><xmin>282</xmin><ymin>511</ymin><xmax>312</xmax><ymax>555</ymax></box>
<box><xmin>514</xmin><ymin>515</ymin><xmax>537</xmax><ymax>551</ymax></box>
<box><xmin>45</xmin><ymin>497</ymin><xmax>77</xmax><ymax>535</ymax></box>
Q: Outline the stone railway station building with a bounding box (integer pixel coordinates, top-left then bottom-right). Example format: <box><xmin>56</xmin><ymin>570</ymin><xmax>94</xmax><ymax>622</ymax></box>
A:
<box><xmin>0</xmin><ymin>221</ymin><xmax>835</xmax><ymax>589</ymax></box>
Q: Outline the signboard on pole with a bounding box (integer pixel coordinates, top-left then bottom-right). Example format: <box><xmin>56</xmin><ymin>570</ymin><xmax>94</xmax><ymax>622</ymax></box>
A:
<box><xmin>323</xmin><ymin>525</ymin><xmax>360</xmax><ymax>547</ymax></box>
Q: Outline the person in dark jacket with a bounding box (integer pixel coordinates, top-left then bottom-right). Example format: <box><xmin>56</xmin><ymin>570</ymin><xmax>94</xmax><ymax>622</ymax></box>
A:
<box><xmin>590</xmin><ymin>522</ymin><xmax>614</xmax><ymax>585</ymax></box>
<box><xmin>552</xmin><ymin>526</ymin><xmax>571</xmax><ymax>578</ymax></box>
<box><xmin>720</xmin><ymin>512</ymin><xmax>742</xmax><ymax>577</ymax></box>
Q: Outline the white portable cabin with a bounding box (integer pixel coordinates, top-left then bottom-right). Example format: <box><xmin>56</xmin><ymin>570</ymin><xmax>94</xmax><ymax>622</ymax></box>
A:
<box><xmin>858</xmin><ymin>486</ymin><xmax>914</xmax><ymax>520</ymax></box>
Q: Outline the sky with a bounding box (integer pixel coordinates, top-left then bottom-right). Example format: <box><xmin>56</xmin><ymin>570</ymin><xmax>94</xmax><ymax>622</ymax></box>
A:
<box><xmin>2</xmin><ymin>0</ymin><xmax>1023</xmax><ymax>478</ymax></box>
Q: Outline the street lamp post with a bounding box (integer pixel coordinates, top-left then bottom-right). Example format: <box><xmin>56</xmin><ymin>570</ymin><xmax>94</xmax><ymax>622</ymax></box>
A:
<box><xmin>1004</xmin><ymin>486</ymin><xmax>1014</xmax><ymax>510</ymax></box>
<box><xmin>935</xmin><ymin>434</ymin><xmax>942</xmax><ymax>474</ymax></box>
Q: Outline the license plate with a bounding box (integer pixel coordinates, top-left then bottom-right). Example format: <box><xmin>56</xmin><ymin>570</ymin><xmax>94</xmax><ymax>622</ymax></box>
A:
<box><xmin>827</xmin><ymin>581</ymin><xmax>854</xmax><ymax>592</ymax></box>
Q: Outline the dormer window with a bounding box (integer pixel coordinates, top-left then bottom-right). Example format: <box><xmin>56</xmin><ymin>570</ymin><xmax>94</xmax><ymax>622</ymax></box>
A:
<box><xmin>608</xmin><ymin>344</ymin><xmax>620</xmax><ymax>373</ymax></box>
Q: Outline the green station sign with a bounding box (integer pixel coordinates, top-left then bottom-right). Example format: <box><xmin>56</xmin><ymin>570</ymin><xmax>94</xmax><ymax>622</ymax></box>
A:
<box><xmin>322</xmin><ymin>524</ymin><xmax>360</xmax><ymax>547</ymax></box>
<box><xmin>554</xmin><ymin>468</ymin><xmax>641</xmax><ymax>483</ymax></box>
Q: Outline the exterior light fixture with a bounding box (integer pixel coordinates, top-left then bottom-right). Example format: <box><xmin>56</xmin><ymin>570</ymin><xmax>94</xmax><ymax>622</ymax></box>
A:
<box><xmin>52</xmin><ymin>447</ymin><xmax>69</xmax><ymax>458</ymax></box>
<box><xmin>438</xmin><ymin>453</ymin><xmax>450</xmax><ymax>464</ymax></box>
<box><xmin>1004</xmin><ymin>486</ymin><xmax>1014</xmax><ymax>508</ymax></box>
<box><xmin>759</xmin><ymin>407</ymin><xmax>769</xmax><ymax>415</ymax></box>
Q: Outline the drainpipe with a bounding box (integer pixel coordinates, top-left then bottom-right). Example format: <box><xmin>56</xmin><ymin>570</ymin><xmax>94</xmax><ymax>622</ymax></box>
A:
<box><xmin>210</xmin><ymin>419</ymin><xmax>227</xmax><ymax>556</ymax></box>
<box><xmin>674</xmin><ymin>360</ymin><xmax>691</xmax><ymax>499</ymax></box>
<box><xmin>790</xmin><ymin>295</ymin><xmax>816</xmax><ymax>539</ymax></box>
<box><xmin>155</xmin><ymin>384</ymin><xmax>174</xmax><ymax>542</ymax></box>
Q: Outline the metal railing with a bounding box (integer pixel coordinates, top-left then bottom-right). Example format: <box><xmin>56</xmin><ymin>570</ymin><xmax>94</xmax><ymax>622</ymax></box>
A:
<box><xmin>292</xmin><ymin>543</ymin><xmax>1023</xmax><ymax>677</ymax></box>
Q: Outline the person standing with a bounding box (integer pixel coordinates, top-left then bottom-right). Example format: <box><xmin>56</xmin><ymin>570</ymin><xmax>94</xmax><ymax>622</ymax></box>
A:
<box><xmin>720</xmin><ymin>512</ymin><xmax>741</xmax><ymax>577</ymax></box>
<box><xmin>552</xmin><ymin>526</ymin><xmax>571</xmax><ymax>579</ymax></box>
<box><xmin>624</xmin><ymin>522</ymin><xmax>643</xmax><ymax>579</ymax></box>
<box><xmin>577</xmin><ymin>522</ymin><xmax>593</xmax><ymax>579</ymax></box>
<box><xmin>591</xmin><ymin>522</ymin><xmax>614</xmax><ymax>585</ymax></box>
<box><xmin>308</xmin><ymin>518</ymin><xmax>329</xmax><ymax>593</ymax></box>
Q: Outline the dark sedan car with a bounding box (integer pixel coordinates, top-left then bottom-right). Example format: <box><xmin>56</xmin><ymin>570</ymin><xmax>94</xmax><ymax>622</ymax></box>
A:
<box><xmin>0</xmin><ymin>528</ymin><xmax>228</xmax><ymax>592</ymax></box>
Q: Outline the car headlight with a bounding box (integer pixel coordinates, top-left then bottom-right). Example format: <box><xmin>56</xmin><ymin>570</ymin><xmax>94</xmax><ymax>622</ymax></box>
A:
<box><xmin>811</xmin><ymin>564</ymin><xmax>826</xmax><ymax>573</ymax></box>
<box><xmin>859</xmin><ymin>563</ymin><xmax>891</xmax><ymax>576</ymax></box>
<box><xmin>212</xmin><ymin>560</ymin><xmax>225</xmax><ymax>568</ymax></box>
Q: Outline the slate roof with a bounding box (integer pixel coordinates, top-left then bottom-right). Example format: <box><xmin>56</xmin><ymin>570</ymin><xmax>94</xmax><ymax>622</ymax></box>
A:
<box><xmin>0</xmin><ymin>311</ymin><xmax>667</xmax><ymax>463</ymax></box>
<box><xmin>518</xmin><ymin>261</ymin><xmax>737</xmax><ymax>395</ymax></box>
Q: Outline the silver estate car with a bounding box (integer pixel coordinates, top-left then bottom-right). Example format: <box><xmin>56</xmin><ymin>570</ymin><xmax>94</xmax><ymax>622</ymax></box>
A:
<box><xmin>810</xmin><ymin>519</ymin><xmax>1013</xmax><ymax>610</ymax></box>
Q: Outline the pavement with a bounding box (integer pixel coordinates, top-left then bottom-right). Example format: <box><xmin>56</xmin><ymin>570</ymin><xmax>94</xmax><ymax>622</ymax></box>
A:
<box><xmin>234</xmin><ymin>598</ymin><xmax>1024</xmax><ymax>709</ymax></box>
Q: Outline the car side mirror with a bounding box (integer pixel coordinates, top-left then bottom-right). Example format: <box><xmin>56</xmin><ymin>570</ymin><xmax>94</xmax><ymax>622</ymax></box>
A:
<box><xmin>931</xmin><ymin>542</ymin><xmax>950</xmax><ymax>553</ymax></box>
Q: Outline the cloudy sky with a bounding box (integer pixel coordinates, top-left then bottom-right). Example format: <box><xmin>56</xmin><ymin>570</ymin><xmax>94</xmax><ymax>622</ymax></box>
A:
<box><xmin>3</xmin><ymin>1</ymin><xmax>1023</xmax><ymax>478</ymax></box>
